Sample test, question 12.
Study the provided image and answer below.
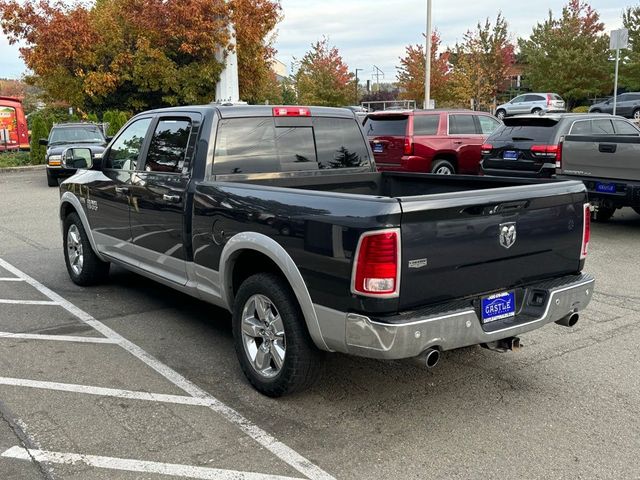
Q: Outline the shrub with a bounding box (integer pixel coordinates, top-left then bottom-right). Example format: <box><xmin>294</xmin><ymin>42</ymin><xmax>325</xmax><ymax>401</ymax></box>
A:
<box><xmin>572</xmin><ymin>106</ymin><xmax>589</xmax><ymax>113</ymax></box>
<box><xmin>0</xmin><ymin>151</ymin><xmax>33</xmax><ymax>168</ymax></box>
<box><xmin>29</xmin><ymin>114</ymin><xmax>48</xmax><ymax>164</ymax></box>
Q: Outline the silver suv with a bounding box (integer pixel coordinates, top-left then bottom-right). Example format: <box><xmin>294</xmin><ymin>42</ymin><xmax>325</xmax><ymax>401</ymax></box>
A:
<box><xmin>495</xmin><ymin>93</ymin><xmax>566</xmax><ymax>120</ymax></box>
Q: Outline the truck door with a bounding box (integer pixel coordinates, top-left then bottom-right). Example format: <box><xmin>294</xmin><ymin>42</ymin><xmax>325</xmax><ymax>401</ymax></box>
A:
<box><xmin>448</xmin><ymin>113</ymin><xmax>483</xmax><ymax>174</ymax></box>
<box><xmin>128</xmin><ymin>114</ymin><xmax>200</xmax><ymax>286</ymax></box>
<box><xmin>88</xmin><ymin>117</ymin><xmax>153</xmax><ymax>260</ymax></box>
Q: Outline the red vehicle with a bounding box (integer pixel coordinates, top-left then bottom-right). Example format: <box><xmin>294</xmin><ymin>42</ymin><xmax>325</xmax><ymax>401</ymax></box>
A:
<box><xmin>0</xmin><ymin>96</ymin><xmax>29</xmax><ymax>151</ymax></box>
<box><xmin>363</xmin><ymin>109</ymin><xmax>501</xmax><ymax>175</ymax></box>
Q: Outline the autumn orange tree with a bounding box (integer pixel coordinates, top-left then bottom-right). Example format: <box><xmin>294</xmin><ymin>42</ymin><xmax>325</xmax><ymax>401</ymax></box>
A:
<box><xmin>397</xmin><ymin>31</ymin><xmax>451</xmax><ymax>107</ymax></box>
<box><xmin>0</xmin><ymin>0</ymin><xmax>282</xmax><ymax>111</ymax></box>
<box><xmin>294</xmin><ymin>38</ymin><xmax>353</xmax><ymax>107</ymax></box>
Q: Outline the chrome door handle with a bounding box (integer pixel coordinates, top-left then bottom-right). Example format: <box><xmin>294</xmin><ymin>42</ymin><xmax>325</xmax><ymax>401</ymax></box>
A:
<box><xmin>163</xmin><ymin>194</ymin><xmax>181</xmax><ymax>203</ymax></box>
<box><xmin>114</xmin><ymin>186</ymin><xmax>129</xmax><ymax>194</ymax></box>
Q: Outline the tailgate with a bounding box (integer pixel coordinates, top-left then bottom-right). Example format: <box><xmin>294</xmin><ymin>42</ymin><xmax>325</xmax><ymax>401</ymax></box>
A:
<box><xmin>397</xmin><ymin>181</ymin><xmax>587</xmax><ymax>309</ymax></box>
<box><xmin>561</xmin><ymin>135</ymin><xmax>640</xmax><ymax>181</ymax></box>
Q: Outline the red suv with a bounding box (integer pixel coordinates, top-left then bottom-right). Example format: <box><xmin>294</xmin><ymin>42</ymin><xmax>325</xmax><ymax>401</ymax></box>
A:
<box><xmin>363</xmin><ymin>110</ymin><xmax>501</xmax><ymax>174</ymax></box>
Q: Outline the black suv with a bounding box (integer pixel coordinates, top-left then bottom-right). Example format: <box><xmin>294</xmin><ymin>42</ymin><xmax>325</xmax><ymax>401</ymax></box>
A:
<box><xmin>480</xmin><ymin>113</ymin><xmax>639</xmax><ymax>178</ymax></box>
<box><xmin>40</xmin><ymin>123</ymin><xmax>108</xmax><ymax>186</ymax></box>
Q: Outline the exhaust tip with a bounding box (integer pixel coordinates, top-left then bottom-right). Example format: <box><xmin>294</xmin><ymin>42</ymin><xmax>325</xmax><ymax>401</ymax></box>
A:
<box><xmin>556</xmin><ymin>312</ymin><xmax>579</xmax><ymax>328</ymax></box>
<box><xmin>424</xmin><ymin>348</ymin><xmax>440</xmax><ymax>369</ymax></box>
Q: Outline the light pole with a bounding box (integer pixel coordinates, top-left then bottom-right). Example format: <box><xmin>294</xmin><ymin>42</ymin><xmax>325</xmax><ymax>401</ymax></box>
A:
<box><xmin>215</xmin><ymin>8</ymin><xmax>240</xmax><ymax>103</ymax></box>
<box><xmin>355</xmin><ymin>68</ymin><xmax>363</xmax><ymax>105</ymax></box>
<box><xmin>424</xmin><ymin>0</ymin><xmax>433</xmax><ymax>109</ymax></box>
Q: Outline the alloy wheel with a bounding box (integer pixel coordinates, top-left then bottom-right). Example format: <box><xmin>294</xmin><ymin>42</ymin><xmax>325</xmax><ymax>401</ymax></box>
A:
<box><xmin>240</xmin><ymin>294</ymin><xmax>286</xmax><ymax>378</ymax></box>
<box><xmin>66</xmin><ymin>224</ymin><xmax>84</xmax><ymax>276</ymax></box>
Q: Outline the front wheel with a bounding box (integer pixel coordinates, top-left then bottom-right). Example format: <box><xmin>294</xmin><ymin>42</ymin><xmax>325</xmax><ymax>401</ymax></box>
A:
<box><xmin>633</xmin><ymin>109</ymin><xmax>640</xmax><ymax>121</ymax></box>
<box><xmin>431</xmin><ymin>159</ymin><xmax>455</xmax><ymax>175</ymax></box>
<box><xmin>63</xmin><ymin>213</ymin><xmax>110</xmax><ymax>285</ymax></box>
<box><xmin>532</xmin><ymin>108</ymin><xmax>542</xmax><ymax>115</ymax></box>
<box><xmin>232</xmin><ymin>273</ymin><xmax>322</xmax><ymax>397</ymax></box>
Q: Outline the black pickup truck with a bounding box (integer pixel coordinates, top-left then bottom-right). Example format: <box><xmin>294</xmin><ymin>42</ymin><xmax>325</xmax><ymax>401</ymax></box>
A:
<box><xmin>58</xmin><ymin>105</ymin><xmax>594</xmax><ymax>396</ymax></box>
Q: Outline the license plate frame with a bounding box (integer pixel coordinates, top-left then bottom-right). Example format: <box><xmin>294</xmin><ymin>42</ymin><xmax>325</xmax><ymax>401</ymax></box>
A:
<box><xmin>373</xmin><ymin>143</ymin><xmax>384</xmax><ymax>153</ymax></box>
<box><xmin>595</xmin><ymin>182</ymin><xmax>616</xmax><ymax>193</ymax></box>
<box><xmin>481</xmin><ymin>291</ymin><xmax>516</xmax><ymax>324</ymax></box>
<box><xmin>502</xmin><ymin>150</ymin><xmax>518</xmax><ymax>160</ymax></box>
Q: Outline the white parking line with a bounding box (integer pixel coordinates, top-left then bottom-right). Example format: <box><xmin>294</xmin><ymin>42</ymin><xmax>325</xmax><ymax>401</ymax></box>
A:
<box><xmin>0</xmin><ymin>277</ymin><xmax>23</xmax><ymax>281</ymax></box>
<box><xmin>0</xmin><ymin>332</ymin><xmax>117</xmax><ymax>343</ymax></box>
<box><xmin>1</xmin><ymin>446</ymin><xmax>305</xmax><ymax>480</ymax></box>
<box><xmin>0</xmin><ymin>377</ymin><xmax>210</xmax><ymax>407</ymax></box>
<box><xmin>0</xmin><ymin>257</ymin><xmax>336</xmax><ymax>480</ymax></box>
<box><xmin>0</xmin><ymin>299</ymin><xmax>58</xmax><ymax>305</ymax></box>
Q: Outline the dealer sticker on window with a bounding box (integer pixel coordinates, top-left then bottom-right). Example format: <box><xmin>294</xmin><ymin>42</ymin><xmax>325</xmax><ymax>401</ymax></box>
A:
<box><xmin>481</xmin><ymin>291</ymin><xmax>516</xmax><ymax>324</ymax></box>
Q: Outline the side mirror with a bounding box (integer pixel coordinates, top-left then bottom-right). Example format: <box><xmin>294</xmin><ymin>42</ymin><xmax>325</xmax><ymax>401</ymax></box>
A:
<box><xmin>39</xmin><ymin>138</ymin><xmax>48</xmax><ymax>146</ymax></box>
<box><xmin>105</xmin><ymin>136</ymin><xmax>113</xmax><ymax>143</ymax></box>
<box><xmin>62</xmin><ymin>147</ymin><xmax>93</xmax><ymax>169</ymax></box>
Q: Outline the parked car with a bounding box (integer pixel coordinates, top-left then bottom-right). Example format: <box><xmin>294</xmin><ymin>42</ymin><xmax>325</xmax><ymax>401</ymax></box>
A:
<box><xmin>480</xmin><ymin>113</ymin><xmax>636</xmax><ymax>178</ymax></box>
<box><xmin>364</xmin><ymin>109</ymin><xmax>501</xmax><ymax>175</ymax></box>
<box><xmin>40</xmin><ymin>122</ymin><xmax>108</xmax><ymax>187</ymax></box>
<box><xmin>556</xmin><ymin>116</ymin><xmax>640</xmax><ymax>221</ymax></box>
<box><xmin>588</xmin><ymin>92</ymin><xmax>640</xmax><ymax>119</ymax></box>
<box><xmin>58</xmin><ymin>104</ymin><xmax>594</xmax><ymax>396</ymax></box>
<box><xmin>495</xmin><ymin>93</ymin><xmax>566</xmax><ymax>120</ymax></box>
<box><xmin>0</xmin><ymin>96</ymin><xmax>29</xmax><ymax>152</ymax></box>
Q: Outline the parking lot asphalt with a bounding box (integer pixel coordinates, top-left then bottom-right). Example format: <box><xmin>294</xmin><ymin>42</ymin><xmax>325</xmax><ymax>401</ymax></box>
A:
<box><xmin>0</xmin><ymin>169</ymin><xmax>639</xmax><ymax>480</ymax></box>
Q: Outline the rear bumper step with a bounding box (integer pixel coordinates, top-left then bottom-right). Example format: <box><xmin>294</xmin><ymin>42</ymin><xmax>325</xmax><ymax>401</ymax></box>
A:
<box><xmin>317</xmin><ymin>273</ymin><xmax>594</xmax><ymax>359</ymax></box>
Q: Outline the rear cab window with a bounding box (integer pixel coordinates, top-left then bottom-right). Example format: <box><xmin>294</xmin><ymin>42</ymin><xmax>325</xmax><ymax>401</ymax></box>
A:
<box><xmin>213</xmin><ymin>116</ymin><xmax>370</xmax><ymax>175</ymax></box>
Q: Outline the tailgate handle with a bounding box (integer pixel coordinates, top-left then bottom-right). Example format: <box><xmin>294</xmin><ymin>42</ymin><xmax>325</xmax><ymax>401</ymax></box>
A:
<box><xmin>491</xmin><ymin>200</ymin><xmax>529</xmax><ymax>214</ymax></box>
<box><xmin>599</xmin><ymin>143</ymin><xmax>616</xmax><ymax>153</ymax></box>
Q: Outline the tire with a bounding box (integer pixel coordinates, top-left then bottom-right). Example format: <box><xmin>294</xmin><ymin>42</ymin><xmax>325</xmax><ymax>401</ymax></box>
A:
<box><xmin>46</xmin><ymin>170</ymin><xmax>58</xmax><ymax>187</ymax></box>
<box><xmin>531</xmin><ymin>108</ymin><xmax>542</xmax><ymax>115</ymax></box>
<box><xmin>431</xmin><ymin>159</ymin><xmax>455</xmax><ymax>175</ymax></box>
<box><xmin>590</xmin><ymin>109</ymin><xmax>601</xmax><ymax>114</ymax></box>
<box><xmin>592</xmin><ymin>207</ymin><xmax>615</xmax><ymax>222</ymax></box>
<box><xmin>633</xmin><ymin>109</ymin><xmax>640</xmax><ymax>121</ymax></box>
<box><xmin>232</xmin><ymin>273</ymin><xmax>322</xmax><ymax>397</ymax></box>
<box><xmin>496</xmin><ymin>109</ymin><xmax>506</xmax><ymax>120</ymax></box>
<box><xmin>63</xmin><ymin>212</ymin><xmax>110</xmax><ymax>285</ymax></box>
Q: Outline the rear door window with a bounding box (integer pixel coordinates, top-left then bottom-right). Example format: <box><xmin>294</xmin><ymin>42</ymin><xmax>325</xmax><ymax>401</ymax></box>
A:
<box><xmin>413</xmin><ymin>115</ymin><xmax>440</xmax><ymax>135</ymax></box>
<box><xmin>524</xmin><ymin>94</ymin><xmax>544</xmax><ymax>102</ymax></box>
<box><xmin>449</xmin><ymin>114</ymin><xmax>478</xmax><ymax>135</ymax></box>
<box><xmin>363</xmin><ymin>116</ymin><xmax>408</xmax><ymax>136</ymax></box>
<box><xmin>570</xmin><ymin>120</ymin><xmax>591</xmax><ymax>135</ymax></box>
<box><xmin>477</xmin><ymin>115</ymin><xmax>500</xmax><ymax>135</ymax></box>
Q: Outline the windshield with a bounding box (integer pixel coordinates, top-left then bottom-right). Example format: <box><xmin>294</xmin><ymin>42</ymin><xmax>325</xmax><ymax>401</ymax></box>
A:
<box><xmin>49</xmin><ymin>126</ymin><xmax>105</xmax><ymax>145</ymax></box>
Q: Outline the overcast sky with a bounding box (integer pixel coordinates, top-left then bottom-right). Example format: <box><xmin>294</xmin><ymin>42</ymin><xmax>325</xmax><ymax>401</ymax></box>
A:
<box><xmin>0</xmin><ymin>0</ymin><xmax>630</xmax><ymax>81</ymax></box>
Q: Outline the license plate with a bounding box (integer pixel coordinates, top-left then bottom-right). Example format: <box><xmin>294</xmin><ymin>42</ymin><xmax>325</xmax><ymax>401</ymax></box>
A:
<box><xmin>503</xmin><ymin>150</ymin><xmax>518</xmax><ymax>160</ymax></box>
<box><xmin>481</xmin><ymin>291</ymin><xmax>516</xmax><ymax>324</ymax></box>
<box><xmin>373</xmin><ymin>143</ymin><xmax>383</xmax><ymax>153</ymax></box>
<box><xmin>595</xmin><ymin>182</ymin><xmax>616</xmax><ymax>193</ymax></box>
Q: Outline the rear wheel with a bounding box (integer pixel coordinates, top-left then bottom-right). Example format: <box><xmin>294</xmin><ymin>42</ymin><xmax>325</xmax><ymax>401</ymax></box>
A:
<box><xmin>496</xmin><ymin>109</ymin><xmax>506</xmax><ymax>120</ymax></box>
<box><xmin>46</xmin><ymin>170</ymin><xmax>58</xmax><ymax>187</ymax></box>
<box><xmin>232</xmin><ymin>273</ymin><xmax>322</xmax><ymax>397</ymax></box>
<box><xmin>63</xmin><ymin>213</ymin><xmax>110</xmax><ymax>285</ymax></box>
<box><xmin>531</xmin><ymin>107</ymin><xmax>542</xmax><ymax>115</ymax></box>
<box><xmin>633</xmin><ymin>109</ymin><xmax>640</xmax><ymax>121</ymax></box>
<box><xmin>431</xmin><ymin>159</ymin><xmax>455</xmax><ymax>175</ymax></box>
<box><xmin>590</xmin><ymin>109</ymin><xmax>601</xmax><ymax>113</ymax></box>
<box><xmin>592</xmin><ymin>207</ymin><xmax>615</xmax><ymax>222</ymax></box>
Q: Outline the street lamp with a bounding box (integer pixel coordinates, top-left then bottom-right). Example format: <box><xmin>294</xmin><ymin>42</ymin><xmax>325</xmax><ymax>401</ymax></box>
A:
<box><xmin>424</xmin><ymin>0</ymin><xmax>432</xmax><ymax>109</ymax></box>
<box><xmin>355</xmin><ymin>68</ymin><xmax>363</xmax><ymax>105</ymax></box>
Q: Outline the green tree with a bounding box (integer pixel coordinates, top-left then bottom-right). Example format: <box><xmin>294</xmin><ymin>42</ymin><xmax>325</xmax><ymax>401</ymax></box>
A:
<box><xmin>519</xmin><ymin>0</ymin><xmax>610</xmax><ymax>107</ymax></box>
<box><xmin>620</xmin><ymin>5</ymin><xmax>640</xmax><ymax>91</ymax></box>
<box><xmin>294</xmin><ymin>38</ymin><xmax>353</xmax><ymax>107</ymax></box>
<box><xmin>29</xmin><ymin>114</ymin><xmax>48</xmax><ymax>164</ymax></box>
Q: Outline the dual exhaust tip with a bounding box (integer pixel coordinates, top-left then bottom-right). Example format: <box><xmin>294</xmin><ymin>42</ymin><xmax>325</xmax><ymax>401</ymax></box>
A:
<box><xmin>413</xmin><ymin>312</ymin><xmax>579</xmax><ymax>368</ymax></box>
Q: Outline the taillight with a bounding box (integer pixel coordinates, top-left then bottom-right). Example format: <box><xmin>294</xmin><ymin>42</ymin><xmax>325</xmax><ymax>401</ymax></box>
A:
<box><xmin>352</xmin><ymin>229</ymin><xmax>400</xmax><ymax>297</ymax></box>
<box><xmin>403</xmin><ymin>137</ymin><xmax>413</xmax><ymax>155</ymax></box>
<box><xmin>555</xmin><ymin>142</ymin><xmax>563</xmax><ymax>168</ymax></box>
<box><xmin>546</xmin><ymin>94</ymin><xmax>552</xmax><ymax>106</ymax></box>
<box><xmin>273</xmin><ymin>107</ymin><xmax>311</xmax><ymax>117</ymax></box>
<box><xmin>481</xmin><ymin>143</ymin><xmax>493</xmax><ymax>155</ymax></box>
<box><xmin>531</xmin><ymin>144</ymin><xmax>562</xmax><ymax>166</ymax></box>
<box><xmin>581</xmin><ymin>203</ymin><xmax>591</xmax><ymax>260</ymax></box>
